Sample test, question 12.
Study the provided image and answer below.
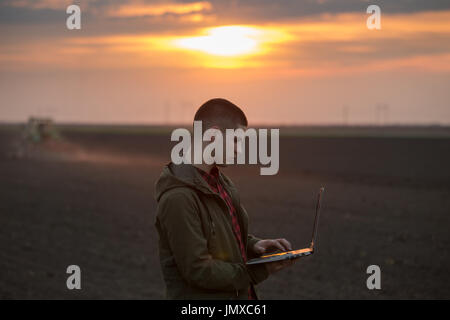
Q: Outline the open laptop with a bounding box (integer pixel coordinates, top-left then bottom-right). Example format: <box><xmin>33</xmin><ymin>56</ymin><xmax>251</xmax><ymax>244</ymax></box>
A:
<box><xmin>246</xmin><ymin>187</ymin><xmax>325</xmax><ymax>265</ymax></box>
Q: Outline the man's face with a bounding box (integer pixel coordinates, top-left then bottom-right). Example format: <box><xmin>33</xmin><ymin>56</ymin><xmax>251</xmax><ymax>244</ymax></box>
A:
<box><xmin>216</xmin><ymin>124</ymin><xmax>247</xmax><ymax>168</ymax></box>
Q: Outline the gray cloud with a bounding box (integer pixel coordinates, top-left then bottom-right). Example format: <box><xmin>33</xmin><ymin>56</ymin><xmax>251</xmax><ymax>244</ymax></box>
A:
<box><xmin>2</xmin><ymin>0</ymin><xmax>450</xmax><ymax>25</ymax></box>
<box><xmin>204</xmin><ymin>0</ymin><xmax>450</xmax><ymax>22</ymax></box>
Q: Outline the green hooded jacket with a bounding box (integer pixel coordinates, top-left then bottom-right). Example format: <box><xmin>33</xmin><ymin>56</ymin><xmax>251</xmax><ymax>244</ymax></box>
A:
<box><xmin>154</xmin><ymin>162</ymin><xmax>269</xmax><ymax>299</ymax></box>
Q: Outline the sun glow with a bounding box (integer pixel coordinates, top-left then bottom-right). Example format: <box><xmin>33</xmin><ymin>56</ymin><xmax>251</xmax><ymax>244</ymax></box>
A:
<box><xmin>174</xmin><ymin>26</ymin><xmax>264</xmax><ymax>56</ymax></box>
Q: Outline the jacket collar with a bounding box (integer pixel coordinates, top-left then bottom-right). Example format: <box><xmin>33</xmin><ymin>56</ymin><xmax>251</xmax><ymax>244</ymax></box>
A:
<box><xmin>168</xmin><ymin>162</ymin><xmax>216</xmax><ymax>195</ymax></box>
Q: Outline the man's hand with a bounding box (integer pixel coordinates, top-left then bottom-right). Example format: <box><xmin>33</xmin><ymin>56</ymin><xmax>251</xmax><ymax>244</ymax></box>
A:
<box><xmin>252</xmin><ymin>239</ymin><xmax>298</xmax><ymax>275</ymax></box>
<box><xmin>253</xmin><ymin>239</ymin><xmax>292</xmax><ymax>255</ymax></box>
<box><xmin>265</xmin><ymin>258</ymin><xmax>297</xmax><ymax>275</ymax></box>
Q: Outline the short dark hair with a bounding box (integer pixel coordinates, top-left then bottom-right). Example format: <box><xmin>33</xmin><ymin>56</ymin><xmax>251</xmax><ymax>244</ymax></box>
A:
<box><xmin>194</xmin><ymin>98</ymin><xmax>248</xmax><ymax>129</ymax></box>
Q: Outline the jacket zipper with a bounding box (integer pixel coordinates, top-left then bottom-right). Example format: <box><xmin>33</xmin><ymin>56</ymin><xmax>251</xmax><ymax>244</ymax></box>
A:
<box><xmin>213</xmin><ymin>195</ymin><xmax>247</xmax><ymax>264</ymax></box>
<box><xmin>211</xmin><ymin>219</ymin><xmax>216</xmax><ymax>235</ymax></box>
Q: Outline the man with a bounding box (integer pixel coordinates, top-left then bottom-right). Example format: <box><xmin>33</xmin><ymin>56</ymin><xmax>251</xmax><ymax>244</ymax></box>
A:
<box><xmin>155</xmin><ymin>98</ymin><xmax>296</xmax><ymax>299</ymax></box>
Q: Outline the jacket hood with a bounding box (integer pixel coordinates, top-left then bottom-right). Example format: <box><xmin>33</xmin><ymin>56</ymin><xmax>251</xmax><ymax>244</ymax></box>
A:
<box><xmin>154</xmin><ymin>163</ymin><xmax>213</xmax><ymax>201</ymax></box>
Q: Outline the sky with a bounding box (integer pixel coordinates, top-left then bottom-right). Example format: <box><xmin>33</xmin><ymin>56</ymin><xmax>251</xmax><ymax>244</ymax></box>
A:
<box><xmin>1</xmin><ymin>0</ymin><xmax>450</xmax><ymax>125</ymax></box>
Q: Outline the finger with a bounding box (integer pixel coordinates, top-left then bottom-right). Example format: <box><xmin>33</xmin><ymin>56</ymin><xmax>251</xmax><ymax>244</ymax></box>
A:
<box><xmin>287</xmin><ymin>259</ymin><xmax>295</xmax><ymax>266</ymax></box>
<box><xmin>253</xmin><ymin>244</ymin><xmax>265</xmax><ymax>255</ymax></box>
<box><xmin>277</xmin><ymin>261</ymin><xmax>291</xmax><ymax>271</ymax></box>
<box><xmin>285</xmin><ymin>239</ymin><xmax>293</xmax><ymax>251</ymax></box>
<box><xmin>275</xmin><ymin>259</ymin><xmax>295</xmax><ymax>272</ymax></box>
<box><xmin>280</xmin><ymin>259</ymin><xmax>291</xmax><ymax>268</ymax></box>
<box><xmin>269</xmin><ymin>262</ymin><xmax>282</xmax><ymax>274</ymax></box>
<box><xmin>270</xmin><ymin>240</ymin><xmax>286</xmax><ymax>252</ymax></box>
<box><xmin>277</xmin><ymin>238</ymin><xmax>292</xmax><ymax>251</ymax></box>
<box><xmin>279</xmin><ymin>260</ymin><xmax>289</xmax><ymax>268</ymax></box>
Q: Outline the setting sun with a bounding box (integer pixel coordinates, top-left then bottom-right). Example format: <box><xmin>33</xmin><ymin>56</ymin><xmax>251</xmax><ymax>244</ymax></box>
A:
<box><xmin>174</xmin><ymin>26</ymin><xmax>262</xmax><ymax>56</ymax></box>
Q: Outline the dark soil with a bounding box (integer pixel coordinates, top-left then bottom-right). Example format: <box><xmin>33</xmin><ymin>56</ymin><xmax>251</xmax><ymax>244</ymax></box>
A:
<box><xmin>0</xmin><ymin>127</ymin><xmax>449</xmax><ymax>299</ymax></box>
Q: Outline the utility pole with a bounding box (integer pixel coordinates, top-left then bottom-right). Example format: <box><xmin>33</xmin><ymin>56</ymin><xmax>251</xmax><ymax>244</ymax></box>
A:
<box><xmin>343</xmin><ymin>105</ymin><xmax>349</xmax><ymax>126</ymax></box>
<box><xmin>383</xmin><ymin>103</ymin><xmax>389</xmax><ymax>125</ymax></box>
<box><xmin>375</xmin><ymin>103</ymin><xmax>389</xmax><ymax>126</ymax></box>
<box><xmin>164</xmin><ymin>100</ymin><xmax>171</xmax><ymax>125</ymax></box>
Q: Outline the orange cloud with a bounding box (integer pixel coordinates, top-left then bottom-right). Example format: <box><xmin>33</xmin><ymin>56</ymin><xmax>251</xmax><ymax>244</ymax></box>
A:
<box><xmin>5</xmin><ymin>0</ymin><xmax>91</xmax><ymax>10</ymax></box>
<box><xmin>2</xmin><ymin>10</ymin><xmax>450</xmax><ymax>75</ymax></box>
<box><xmin>107</xmin><ymin>1</ymin><xmax>212</xmax><ymax>18</ymax></box>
